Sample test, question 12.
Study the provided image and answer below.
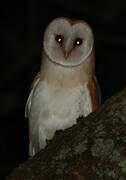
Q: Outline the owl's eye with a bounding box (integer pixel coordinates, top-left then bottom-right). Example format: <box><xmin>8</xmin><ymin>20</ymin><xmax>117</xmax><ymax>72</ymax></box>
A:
<box><xmin>74</xmin><ymin>38</ymin><xmax>83</xmax><ymax>46</ymax></box>
<box><xmin>55</xmin><ymin>35</ymin><xmax>63</xmax><ymax>45</ymax></box>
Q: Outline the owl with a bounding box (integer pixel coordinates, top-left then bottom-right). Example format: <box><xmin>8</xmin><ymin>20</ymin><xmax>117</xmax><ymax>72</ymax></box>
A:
<box><xmin>25</xmin><ymin>17</ymin><xmax>100</xmax><ymax>156</ymax></box>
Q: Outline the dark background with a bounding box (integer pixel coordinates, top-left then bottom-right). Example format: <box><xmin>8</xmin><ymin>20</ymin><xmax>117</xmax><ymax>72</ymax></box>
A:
<box><xmin>1</xmin><ymin>0</ymin><xmax>126</xmax><ymax>179</ymax></box>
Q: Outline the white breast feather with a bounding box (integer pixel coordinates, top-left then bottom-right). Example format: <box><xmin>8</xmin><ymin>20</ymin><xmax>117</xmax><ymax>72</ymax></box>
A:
<box><xmin>29</xmin><ymin>80</ymin><xmax>92</xmax><ymax>155</ymax></box>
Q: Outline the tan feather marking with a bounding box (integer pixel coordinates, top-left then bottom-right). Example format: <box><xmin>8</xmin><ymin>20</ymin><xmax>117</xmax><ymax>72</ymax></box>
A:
<box><xmin>40</xmin><ymin>53</ymin><xmax>94</xmax><ymax>88</ymax></box>
<box><xmin>87</xmin><ymin>77</ymin><xmax>100</xmax><ymax>112</ymax></box>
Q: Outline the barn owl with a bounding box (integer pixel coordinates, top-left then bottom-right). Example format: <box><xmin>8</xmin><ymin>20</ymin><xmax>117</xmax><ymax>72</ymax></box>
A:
<box><xmin>25</xmin><ymin>17</ymin><xmax>100</xmax><ymax>156</ymax></box>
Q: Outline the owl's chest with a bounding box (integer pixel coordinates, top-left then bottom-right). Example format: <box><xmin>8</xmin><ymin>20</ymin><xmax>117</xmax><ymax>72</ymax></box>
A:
<box><xmin>31</xmin><ymin>81</ymin><xmax>92</xmax><ymax>129</ymax></box>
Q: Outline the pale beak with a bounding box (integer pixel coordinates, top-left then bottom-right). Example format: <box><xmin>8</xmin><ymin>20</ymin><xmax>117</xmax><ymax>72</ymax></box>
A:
<box><xmin>64</xmin><ymin>51</ymin><xmax>70</xmax><ymax>59</ymax></box>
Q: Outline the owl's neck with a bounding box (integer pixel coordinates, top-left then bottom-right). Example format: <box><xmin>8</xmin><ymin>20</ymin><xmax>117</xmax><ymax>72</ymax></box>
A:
<box><xmin>40</xmin><ymin>52</ymin><xmax>95</xmax><ymax>88</ymax></box>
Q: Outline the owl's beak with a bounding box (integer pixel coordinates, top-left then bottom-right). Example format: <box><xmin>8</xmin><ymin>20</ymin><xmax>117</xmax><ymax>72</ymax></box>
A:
<box><xmin>64</xmin><ymin>51</ymin><xmax>70</xmax><ymax>59</ymax></box>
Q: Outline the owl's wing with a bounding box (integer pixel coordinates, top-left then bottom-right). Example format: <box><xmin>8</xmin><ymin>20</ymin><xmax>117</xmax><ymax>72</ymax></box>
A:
<box><xmin>88</xmin><ymin>76</ymin><xmax>101</xmax><ymax>112</ymax></box>
<box><xmin>25</xmin><ymin>73</ymin><xmax>40</xmax><ymax>118</ymax></box>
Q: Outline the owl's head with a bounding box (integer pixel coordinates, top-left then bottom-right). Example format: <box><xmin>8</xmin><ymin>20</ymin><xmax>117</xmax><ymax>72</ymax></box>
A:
<box><xmin>43</xmin><ymin>17</ymin><xmax>94</xmax><ymax>67</ymax></box>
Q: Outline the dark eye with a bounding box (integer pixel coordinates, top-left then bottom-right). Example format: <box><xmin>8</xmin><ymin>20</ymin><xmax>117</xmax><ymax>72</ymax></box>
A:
<box><xmin>55</xmin><ymin>35</ymin><xmax>63</xmax><ymax>45</ymax></box>
<box><xmin>74</xmin><ymin>38</ymin><xmax>83</xmax><ymax>46</ymax></box>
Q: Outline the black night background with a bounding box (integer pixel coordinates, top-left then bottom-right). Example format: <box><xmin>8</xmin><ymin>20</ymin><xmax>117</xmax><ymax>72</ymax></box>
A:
<box><xmin>1</xmin><ymin>0</ymin><xmax>126</xmax><ymax>179</ymax></box>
